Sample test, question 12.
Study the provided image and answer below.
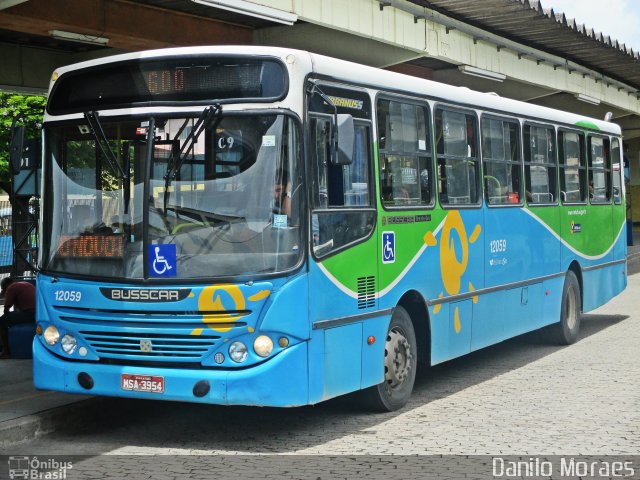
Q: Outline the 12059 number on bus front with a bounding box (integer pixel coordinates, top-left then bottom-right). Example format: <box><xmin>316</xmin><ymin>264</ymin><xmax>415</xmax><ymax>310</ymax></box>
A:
<box><xmin>54</xmin><ymin>290</ymin><xmax>82</xmax><ymax>302</ymax></box>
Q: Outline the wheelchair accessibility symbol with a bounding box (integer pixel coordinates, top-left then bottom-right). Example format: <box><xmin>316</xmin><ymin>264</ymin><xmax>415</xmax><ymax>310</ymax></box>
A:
<box><xmin>149</xmin><ymin>244</ymin><xmax>176</xmax><ymax>277</ymax></box>
<box><xmin>382</xmin><ymin>231</ymin><xmax>395</xmax><ymax>264</ymax></box>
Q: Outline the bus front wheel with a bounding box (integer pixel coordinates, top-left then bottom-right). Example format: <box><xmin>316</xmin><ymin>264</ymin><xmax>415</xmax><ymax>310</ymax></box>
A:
<box><xmin>359</xmin><ymin>306</ymin><xmax>417</xmax><ymax>412</ymax></box>
<box><xmin>549</xmin><ymin>270</ymin><xmax>581</xmax><ymax>345</ymax></box>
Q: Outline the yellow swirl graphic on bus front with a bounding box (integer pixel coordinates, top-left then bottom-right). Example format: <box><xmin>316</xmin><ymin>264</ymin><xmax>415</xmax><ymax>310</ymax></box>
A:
<box><xmin>197</xmin><ymin>285</ymin><xmax>246</xmax><ymax>333</ymax></box>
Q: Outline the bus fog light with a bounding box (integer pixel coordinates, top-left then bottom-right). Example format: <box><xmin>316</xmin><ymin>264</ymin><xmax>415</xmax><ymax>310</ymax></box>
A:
<box><xmin>278</xmin><ymin>337</ymin><xmax>289</xmax><ymax>348</ymax></box>
<box><xmin>254</xmin><ymin>335</ymin><xmax>273</xmax><ymax>357</ymax></box>
<box><xmin>229</xmin><ymin>342</ymin><xmax>248</xmax><ymax>363</ymax></box>
<box><xmin>44</xmin><ymin>326</ymin><xmax>60</xmax><ymax>345</ymax></box>
<box><xmin>214</xmin><ymin>352</ymin><xmax>225</xmax><ymax>364</ymax></box>
<box><xmin>78</xmin><ymin>346</ymin><xmax>88</xmax><ymax>357</ymax></box>
<box><xmin>61</xmin><ymin>334</ymin><xmax>77</xmax><ymax>354</ymax></box>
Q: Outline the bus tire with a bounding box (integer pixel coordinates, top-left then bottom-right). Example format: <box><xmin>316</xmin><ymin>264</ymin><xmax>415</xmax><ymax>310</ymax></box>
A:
<box><xmin>359</xmin><ymin>306</ymin><xmax>417</xmax><ymax>412</ymax></box>
<box><xmin>549</xmin><ymin>270</ymin><xmax>581</xmax><ymax>345</ymax></box>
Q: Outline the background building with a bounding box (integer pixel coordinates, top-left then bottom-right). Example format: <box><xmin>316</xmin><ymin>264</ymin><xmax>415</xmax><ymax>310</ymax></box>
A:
<box><xmin>1</xmin><ymin>0</ymin><xmax>639</xmax><ymax>223</ymax></box>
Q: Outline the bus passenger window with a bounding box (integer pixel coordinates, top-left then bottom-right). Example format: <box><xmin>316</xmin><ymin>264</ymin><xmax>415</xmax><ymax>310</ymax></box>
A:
<box><xmin>481</xmin><ymin>117</ymin><xmax>522</xmax><ymax>205</ymax></box>
<box><xmin>311</xmin><ymin>118</ymin><xmax>371</xmax><ymax>208</ymax></box>
<box><xmin>559</xmin><ymin>131</ymin><xmax>586</xmax><ymax>204</ymax></box>
<box><xmin>377</xmin><ymin>99</ymin><xmax>432</xmax><ymax>208</ymax></box>
<box><xmin>435</xmin><ymin>108</ymin><xmax>480</xmax><ymax>206</ymax></box>
<box><xmin>310</xmin><ymin>115</ymin><xmax>375</xmax><ymax>258</ymax></box>
<box><xmin>524</xmin><ymin>124</ymin><xmax>556</xmax><ymax>204</ymax></box>
<box><xmin>588</xmin><ymin>136</ymin><xmax>612</xmax><ymax>204</ymax></box>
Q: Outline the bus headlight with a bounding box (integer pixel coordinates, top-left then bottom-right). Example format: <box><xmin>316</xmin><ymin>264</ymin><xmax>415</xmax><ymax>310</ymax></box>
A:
<box><xmin>253</xmin><ymin>335</ymin><xmax>273</xmax><ymax>357</ymax></box>
<box><xmin>229</xmin><ymin>342</ymin><xmax>248</xmax><ymax>363</ymax></box>
<box><xmin>44</xmin><ymin>326</ymin><xmax>60</xmax><ymax>345</ymax></box>
<box><xmin>61</xmin><ymin>334</ymin><xmax>77</xmax><ymax>354</ymax></box>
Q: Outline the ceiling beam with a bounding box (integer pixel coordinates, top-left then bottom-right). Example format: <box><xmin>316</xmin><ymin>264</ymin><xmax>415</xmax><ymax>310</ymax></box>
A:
<box><xmin>523</xmin><ymin>91</ymin><xmax>562</xmax><ymax>102</ymax></box>
<box><xmin>0</xmin><ymin>0</ymin><xmax>252</xmax><ymax>51</ymax></box>
<box><xmin>0</xmin><ymin>0</ymin><xmax>28</xmax><ymax>11</ymax></box>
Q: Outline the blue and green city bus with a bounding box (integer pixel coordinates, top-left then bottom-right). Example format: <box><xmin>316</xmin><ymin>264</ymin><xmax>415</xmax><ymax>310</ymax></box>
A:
<box><xmin>34</xmin><ymin>46</ymin><xmax>627</xmax><ymax>411</ymax></box>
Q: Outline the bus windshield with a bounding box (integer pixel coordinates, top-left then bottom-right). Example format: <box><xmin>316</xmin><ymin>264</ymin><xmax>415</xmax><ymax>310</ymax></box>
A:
<box><xmin>42</xmin><ymin>113</ymin><xmax>303</xmax><ymax>280</ymax></box>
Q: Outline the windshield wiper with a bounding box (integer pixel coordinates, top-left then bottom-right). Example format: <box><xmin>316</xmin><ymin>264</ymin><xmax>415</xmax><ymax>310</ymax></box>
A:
<box><xmin>84</xmin><ymin>111</ymin><xmax>131</xmax><ymax>213</ymax></box>
<box><xmin>163</xmin><ymin>104</ymin><xmax>223</xmax><ymax>213</ymax></box>
<box><xmin>84</xmin><ymin>111</ymin><xmax>129</xmax><ymax>180</ymax></box>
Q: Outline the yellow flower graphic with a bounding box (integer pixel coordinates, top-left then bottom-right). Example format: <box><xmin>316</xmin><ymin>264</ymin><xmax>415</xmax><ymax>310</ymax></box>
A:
<box><xmin>425</xmin><ymin>211</ymin><xmax>481</xmax><ymax>334</ymax></box>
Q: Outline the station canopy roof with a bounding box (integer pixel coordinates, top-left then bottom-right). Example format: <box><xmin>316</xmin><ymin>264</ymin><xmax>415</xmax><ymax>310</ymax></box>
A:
<box><xmin>3</xmin><ymin>0</ymin><xmax>640</xmax><ymax>95</ymax></box>
<box><xmin>411</xmin><ymin>0</ymin><xmax>640</xmax><ymax>91</ymax></box>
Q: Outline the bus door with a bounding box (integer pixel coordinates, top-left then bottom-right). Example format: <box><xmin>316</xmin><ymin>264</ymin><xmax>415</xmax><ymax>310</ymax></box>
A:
<box><xmin>306</xmin><ymin>85</ymin><xmax>379</xmax><ymax>400</ymax></box>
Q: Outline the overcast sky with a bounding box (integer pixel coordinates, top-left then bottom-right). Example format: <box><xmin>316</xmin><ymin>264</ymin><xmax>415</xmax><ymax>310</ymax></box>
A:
<box><xmin>540</xmin><ymin>0</ymin><xmax>640</xmax><ymax>52</ymax></box>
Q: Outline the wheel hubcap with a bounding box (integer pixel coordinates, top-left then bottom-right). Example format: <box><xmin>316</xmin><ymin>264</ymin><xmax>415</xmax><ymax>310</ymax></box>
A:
<box><xmin>384</xmin><ymin>327</ymin><xmax>413</xmax><ymax>388</ymax></box>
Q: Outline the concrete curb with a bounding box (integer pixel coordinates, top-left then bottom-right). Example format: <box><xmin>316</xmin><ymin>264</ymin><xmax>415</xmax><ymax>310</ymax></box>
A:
<box><xmin>0</xmin><ymin>398</ymin><xmax>101</xmax><ymax>448</ymax></box>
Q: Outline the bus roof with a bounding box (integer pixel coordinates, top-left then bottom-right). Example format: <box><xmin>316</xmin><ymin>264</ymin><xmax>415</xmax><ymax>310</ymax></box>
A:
<box><xmin>47</xmin><ymin>45</ymin><xmax>621</xmax><ymax>135</ymax></box>
<box><xmin>307</xmin><ymin>51</ymin><xmax>621</xmax><ymax>135</ymax></box>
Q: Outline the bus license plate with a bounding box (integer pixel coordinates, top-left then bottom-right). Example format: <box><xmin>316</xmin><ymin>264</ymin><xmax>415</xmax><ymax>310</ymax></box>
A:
<box><xmin>121</xmin><ymin>374</ymin><xmax>164</xmax><ymax>393</ymax></box>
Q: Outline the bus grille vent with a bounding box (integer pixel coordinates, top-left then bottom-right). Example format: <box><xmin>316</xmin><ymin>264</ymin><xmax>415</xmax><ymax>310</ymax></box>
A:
<box><xmin>77</xmin><ymin>330</ymin><xmax>220</xmax><ymax>361</ymax></box>
<box><xmin>357</xmin><ymin>276</ymin><xmax>376</xmax><ymax>309</ymax></box>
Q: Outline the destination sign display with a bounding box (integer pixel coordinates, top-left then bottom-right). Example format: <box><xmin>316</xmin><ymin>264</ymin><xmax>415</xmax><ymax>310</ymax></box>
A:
<box><xmin>48</xmin><ymin>56</ymin><xmax>287</xmax><ymax>115</ymax></box>
<box><xmin>56</xmin><ymin>235</ymin><xmax>124</xmax><ymax>259</ymax></box>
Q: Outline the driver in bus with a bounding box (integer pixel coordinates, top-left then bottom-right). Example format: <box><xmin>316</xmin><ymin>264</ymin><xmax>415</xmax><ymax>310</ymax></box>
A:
<box><xmin>273</xmin><ymin>169</ymin><xmax>292</xmax><ymax>218</ymax></box>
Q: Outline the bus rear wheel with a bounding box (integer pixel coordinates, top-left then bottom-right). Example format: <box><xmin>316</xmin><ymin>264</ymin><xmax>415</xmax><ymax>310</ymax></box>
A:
<box><xmin>549</xmin><ymin>270</ymin><xmax>581</xmax><ymax>345</ymax></box>
<box><xmin>359</xmin><ymin>306</ymin><xmax>417</xmax><ymax>412</ymax></box>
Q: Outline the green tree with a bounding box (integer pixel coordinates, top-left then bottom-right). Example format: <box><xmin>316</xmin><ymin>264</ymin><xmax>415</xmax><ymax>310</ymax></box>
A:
<box><xmin>0</xmin><ymin>93</ymin><xmax>46</xmax><ymax>195</ymax></box>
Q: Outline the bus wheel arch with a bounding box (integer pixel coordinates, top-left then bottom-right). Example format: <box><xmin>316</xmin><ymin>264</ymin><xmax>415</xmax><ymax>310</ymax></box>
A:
<box><xmin>397</xmin><ymin>290</ymin><xmax>431</xmax><ymax>367</ymax></box>
<box><xmin>359</xmin><ymin>304</ymin><xmax>417</xmax><ymax>411</ymax></box>
<box><xmin>548</xmin><ymin>267</ymin><xmax>582</xmax><ymax>345</ymax></box>
<box><xmin>568</xmin><ymin>260</ymin><xmax>584</xmax><ymax>310</ymax></box>
<box><xmin>357</xmin><ymin>290</ymin><xmax>429</xmax><ymax>412</ymax></box>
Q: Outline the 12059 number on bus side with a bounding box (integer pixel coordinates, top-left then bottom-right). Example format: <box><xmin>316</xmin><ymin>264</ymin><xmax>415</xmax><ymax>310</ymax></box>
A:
<box><xmin>489</xmin><ymin>239</ymin><xmax>507</xmax><ymax>254</ymax></box>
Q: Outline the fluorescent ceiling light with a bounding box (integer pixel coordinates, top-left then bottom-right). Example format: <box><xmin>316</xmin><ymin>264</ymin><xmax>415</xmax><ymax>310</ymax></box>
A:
<box><xmin>574</xmin><ymin>93</ymin><xmax>600</xmax><ymax>105</ymax></box>
<box><xmin>49</xmin><ymin>29</ymin><xmax>109</xmax><ymax>46</ymax></box>
<box><xmin>0</xmin><ymin>0</ymin><xmax>29</xmax><ymax>10</ymax></box>
<box><xmin>458</xmin><ymin>65</ymin><xmax>506</xmax><ymax>82</ymax></box>
<box><xmin>192</xmin><ymin>0</ymin><xmax>297</xmax><ymax>25</ymax></box>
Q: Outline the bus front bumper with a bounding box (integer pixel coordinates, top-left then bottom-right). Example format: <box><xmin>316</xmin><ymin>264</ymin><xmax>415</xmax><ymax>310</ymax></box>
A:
<box><xmin>32</xmin><ymin>339</ymin><xmax>309</xmax><ymax>407</ymax></box>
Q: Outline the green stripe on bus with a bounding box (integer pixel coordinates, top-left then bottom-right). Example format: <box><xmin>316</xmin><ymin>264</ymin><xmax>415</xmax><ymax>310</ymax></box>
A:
<box><xmin>575</xmin><ymin>120</ymin><xmax>600</xmax><ymax>130</ymax></box>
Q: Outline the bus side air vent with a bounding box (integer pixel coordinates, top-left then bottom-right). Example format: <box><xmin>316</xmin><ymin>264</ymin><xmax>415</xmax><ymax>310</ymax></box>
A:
<box><xmin>357</xmin><ymin>276</ymin><xmax>376</xmax><ymax>309</ymax></box>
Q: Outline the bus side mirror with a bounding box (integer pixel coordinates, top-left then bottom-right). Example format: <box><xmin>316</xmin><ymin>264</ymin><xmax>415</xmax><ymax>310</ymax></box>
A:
<box><xmin>9</xmin><ymin>125</ymin><xmax>25</xmax><ymax>175</ymax></box>
<box><xmin>332</xmin><ymin>114</ymin><xmax>354</xmax><ymax>166</ymax></box>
